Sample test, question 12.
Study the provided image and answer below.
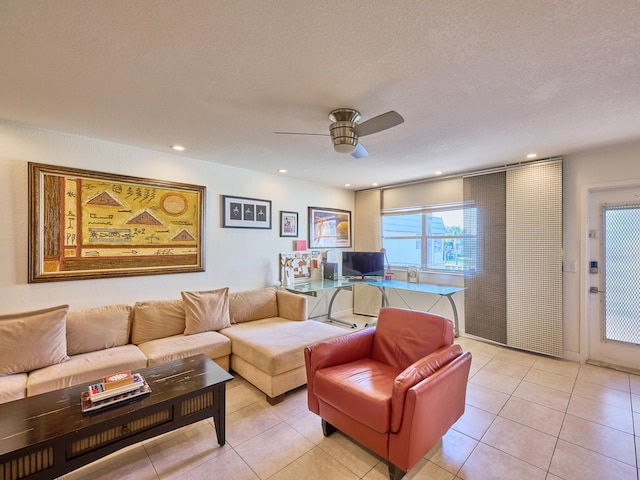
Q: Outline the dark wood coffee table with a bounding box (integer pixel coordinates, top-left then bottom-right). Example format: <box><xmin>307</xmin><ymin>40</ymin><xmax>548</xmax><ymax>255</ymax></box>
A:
<box><xmin>0</xmin><ymin>354</ymin><xmax>233</xmax><ymax>480</ymax></box>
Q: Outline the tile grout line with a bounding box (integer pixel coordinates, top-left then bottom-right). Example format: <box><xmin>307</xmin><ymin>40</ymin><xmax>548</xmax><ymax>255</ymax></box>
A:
<box><xmin>489</xmin><ymin>357</ymin><xmax>554</xmax><ymax>476</ymax></box>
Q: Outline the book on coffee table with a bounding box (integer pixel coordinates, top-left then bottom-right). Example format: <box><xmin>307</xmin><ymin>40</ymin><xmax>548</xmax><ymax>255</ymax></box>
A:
<box><xmin>88</xmin><ymin>373</ymin><xmax>146</xmax><ymax>402</ymax></box>
<box><xmin>81</xmin><ymin>377</ymin><xmax>151</xmax><ymax>413</ymax></box>
<box><xmin>103</xmin><ymin>370</ymin><xmax>135</xmax><ymax>390</ymax></box>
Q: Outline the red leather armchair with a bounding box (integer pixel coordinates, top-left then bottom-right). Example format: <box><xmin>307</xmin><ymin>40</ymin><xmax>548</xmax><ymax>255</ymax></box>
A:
<box><xmin>304</xmin><ymin>307</ymin><xmax>471</xmax><ymax>480</ymax></box>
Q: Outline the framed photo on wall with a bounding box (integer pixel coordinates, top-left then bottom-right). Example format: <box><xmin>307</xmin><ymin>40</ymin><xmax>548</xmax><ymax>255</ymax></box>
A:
<box><xmin>280</xmin><ymin>211</ymin><xmax>298</xmax><ymax>237</ymax></box>
<box><xmin>308</xmin><ymin>206</ymin><xmax>352</xmax><ymax>248</ymax></box>
<box><xmin>222</xmin><ymin>195</ymin><xmax>272</xmax><ymax>229</ymax></box>
<box><xmin>28</xmin><ymin>162</ymin><xmax>205</xmax><ymax>283</ymax></box>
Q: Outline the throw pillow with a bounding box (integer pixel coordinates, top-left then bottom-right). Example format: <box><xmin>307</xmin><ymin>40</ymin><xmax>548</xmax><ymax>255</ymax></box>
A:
<box><xmin>66</xmin><ymin>304</ymin><xmax>132</xmax><ymax>355</ymax></box>
<box><xmin>131</xmin><ymin>299</ymin><xmax>186</xmax><ymax>344</ymax></box>
<box><xmin>228</xmin><ymin>286</ymin><xmax>278</xmax><ymax>323</ymax></box>
<box><xmin>181</xmin><ymin>288</ymin><xmax>230</xmax><ymax>335</ymax></box>
<box><xmin>0</xmin><ymin>304</ymin><xmax>69</xmax><ymax>375</ymax></box>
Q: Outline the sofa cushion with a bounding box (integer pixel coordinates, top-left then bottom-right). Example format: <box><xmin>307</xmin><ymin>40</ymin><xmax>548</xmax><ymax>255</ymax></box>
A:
<box><xmin>132</xmin><ymin>299</ymin><xmax>185</xmax><ymax>344</ymax></box>
<box><xmin>182</xmin><ymin>288</ymin><xmax>230</xmax><ymax>334</ymax></box>
<box><xmin>314</xmin><ymin>358</ymin><xmax>400</xmax><ymax>433</ymax></box>
<box><xmin>0</xmin><ymin>373</ymin><xmax>28</xmax><ymax>404</ymax></box>
<box><xmin>275</xmin><ymin>289</ymin><xmax>307</xmax><ymax>321</ymax></box>
<box><xmin>138</xmin><ymin>331</ymin><xmax>231</xmax><ymax>366</ymax></box>
<box><xmin>0</xmin><ymin>305</ymin><xmax>69</xmax><ymax>375</ymax></box>
<box><xmin>67</xmin><ymin>304</ymin><xmax>132</xmax><ymax>355</ymax></box>
<box><xmin>220</xmin><ymin>317</ymin><xmax>348</xmax><ymax>376</ymax></box>
<box><xmin>26</xmin><ymin>344</ymin><xmax>148</xmax><ymax>397</ymax></box>
<box><xmin>229</xmin><ymin>286</ymin><xmax>278</xmax><ymax>324</ymax></box>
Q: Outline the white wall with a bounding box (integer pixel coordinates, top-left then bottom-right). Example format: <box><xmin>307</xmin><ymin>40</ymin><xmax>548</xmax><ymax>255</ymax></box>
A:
<box><xmin>0</xmin><ymin>120</ymin><xmax>354</xmax><ymax>313</ymax></box>
<box><xmin>562</xmin><ymin>137</ymin><xmax>640</xmax><ymax>361</ymax></box>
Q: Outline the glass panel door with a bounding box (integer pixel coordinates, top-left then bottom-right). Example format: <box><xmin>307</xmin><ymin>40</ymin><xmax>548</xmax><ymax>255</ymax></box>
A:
<box><xmin>603</xmin><ymin>205</ymin><xmax>640</xmax><ymax>344</ymax></box>
<box><xmin>587</xmin><ymin>186</ymin><xmax>640</xmax><ymax>370</ymax></box>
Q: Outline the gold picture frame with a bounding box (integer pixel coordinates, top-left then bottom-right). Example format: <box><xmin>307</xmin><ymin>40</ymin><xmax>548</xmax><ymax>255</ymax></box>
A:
<box><xmin>28</xmin><ymin>163</ymin><xmax>206</xmax><ymax>282</ymax></box>
<box><xmin>308</xmin><ymin>206</ymin><xmax>352</xmax><ymax>248</ymax></box>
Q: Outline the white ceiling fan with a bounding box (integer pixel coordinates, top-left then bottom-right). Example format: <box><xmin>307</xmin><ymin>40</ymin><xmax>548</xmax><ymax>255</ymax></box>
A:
<box><xmin>275</xmin><ymin>108</ymin><xmax>404</xmax><ymax>158</ymax></box>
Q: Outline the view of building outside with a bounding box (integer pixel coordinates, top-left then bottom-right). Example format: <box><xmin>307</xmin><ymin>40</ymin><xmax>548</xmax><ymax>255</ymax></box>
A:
<box><xmin>381</xmin><ymin>208</ymin><xmax>464</xmax><ymax>271</ymax></box>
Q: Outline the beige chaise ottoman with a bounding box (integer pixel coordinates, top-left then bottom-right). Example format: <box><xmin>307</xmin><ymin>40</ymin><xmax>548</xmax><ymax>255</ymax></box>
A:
<box><xmin>220</xmin><ymin>287</ymin><xmax>349</xmax><ymax>404</ymax></box>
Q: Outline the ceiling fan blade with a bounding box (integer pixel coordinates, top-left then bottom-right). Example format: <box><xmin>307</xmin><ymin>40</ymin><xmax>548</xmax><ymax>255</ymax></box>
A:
<box><xmin>351</xmin><ymin>143</ymin><xmax>368</xmax><ymax>158</ymax></box>
<box><xmin>273</xmin><ymin>131</ymin><xmax>329</xmax><ymax>136</ymax></box>
<box><xmin>352</xmin><ymin>111</ymin><xmax>404</xmax><ymax>137</ymax></box>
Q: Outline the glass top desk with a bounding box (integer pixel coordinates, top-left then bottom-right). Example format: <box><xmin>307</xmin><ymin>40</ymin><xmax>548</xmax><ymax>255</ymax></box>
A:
<box><xmin>285</xmin><ymin>278</ymin><xmax>464</xmax><ymax>335</ymax></box>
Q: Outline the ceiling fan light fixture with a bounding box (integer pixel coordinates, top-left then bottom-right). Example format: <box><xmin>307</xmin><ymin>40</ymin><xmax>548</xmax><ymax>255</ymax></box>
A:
<box><xmin>333</xmin><ymin>140</ymin><xmax>357</xmax><ymax>154</ymax></box>
<box><xmin>330</xmin><ymin>116</ymin><xmax>358</xmax><ymax>154</ymax></box>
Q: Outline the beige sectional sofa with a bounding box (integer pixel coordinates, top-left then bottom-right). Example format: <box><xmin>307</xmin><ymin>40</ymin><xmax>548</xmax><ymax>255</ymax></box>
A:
<box><xmin>0</xmin><ymin>286</ymin><xmax>348</xmax><ymax>405</ymax></box>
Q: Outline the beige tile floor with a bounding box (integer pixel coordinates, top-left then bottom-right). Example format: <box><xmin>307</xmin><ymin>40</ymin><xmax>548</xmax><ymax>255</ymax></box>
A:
<box><xmin>59</xmin><ymin>317</ymin><xmax>640</xmax><ymax>480</ymax></box>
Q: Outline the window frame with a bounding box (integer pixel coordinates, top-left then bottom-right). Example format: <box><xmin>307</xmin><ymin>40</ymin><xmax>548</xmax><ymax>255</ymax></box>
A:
<box><xmin>381</xmin><ymin>203</ymin><xmax>465</xmax><ymax>273</ymax></box>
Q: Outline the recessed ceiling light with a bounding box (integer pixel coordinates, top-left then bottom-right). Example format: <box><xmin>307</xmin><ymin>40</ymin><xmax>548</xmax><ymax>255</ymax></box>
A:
<box><xmin>278</xmin><ymin>169</ymin><xmax>287</xmax><ymax>173</ymax></box>
<box><xmin>526</xmin><ymin>153</ymin><xmax>537</xmax><ymax>159</ymax></box>
<box><xmin>344</xmin><ymin>183</ymin><xmax>351</xmax><ymax>187</ymax></box>
<box><xmin>372</xmin><ymin>182</ymin><xmax>379</xmax><ymax>186</ymax></box>
<box><xmin>435</xmin><ymin>170</ymin><xmax>443</xmax><ymax>175</ymax></box>
<box><xmin>170</xmin><ymin>145</ymin><xmax>185</xmax><ymax>151</ymax></box>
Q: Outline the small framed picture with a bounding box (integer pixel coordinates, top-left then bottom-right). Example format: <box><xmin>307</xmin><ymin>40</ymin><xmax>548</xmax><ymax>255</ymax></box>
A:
<box><xmin>222</xmin><ymin>195</ymin><xmax>272</xmax><ymax>229</ymax></box>
<box><xmin>407</xmin><ymin>267</ymin><xmax>419</xmax><ymax>283</ymax></box>
<box><xmin>280</xmin><ymin>211</ymin><xmax>298</xmax><ymax>237</ymax></box>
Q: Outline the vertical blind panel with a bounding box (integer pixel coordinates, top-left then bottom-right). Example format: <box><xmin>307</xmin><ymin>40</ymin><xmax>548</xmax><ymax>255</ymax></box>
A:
<box><xmin>463</xmin><ymin>172</ymin><xmax>507</xmax><ymax>344</ymax></box>
<box><xmin>506</xmin><ymin>161</ymin><xmax>563</xmax><ymax>356</ymax></box>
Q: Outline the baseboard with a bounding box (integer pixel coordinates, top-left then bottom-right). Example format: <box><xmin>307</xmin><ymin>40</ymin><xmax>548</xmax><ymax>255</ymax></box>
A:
<box><xmin>585</xmin><ymin>359</ymin><xmax>640</xmax><ymax>376</ymax></box>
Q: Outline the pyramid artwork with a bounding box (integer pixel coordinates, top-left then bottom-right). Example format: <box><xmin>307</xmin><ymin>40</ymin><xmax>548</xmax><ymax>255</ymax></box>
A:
<box><xmin>32</xmin><ymin>165</ymin><xmax>204</xmax><ymax>282</ymax></box>
<box><xmin>126</xmin><ymin>210</ymin><xmax>163</xmax><ymax>225</ymax></box>
<box><xmin>86</xmin><ymin>191</ymin><xmax>123</xmax><ymax>207</ymax></box>
<box><xmin>171</xmin><ymin>229</ymin><xmax>196</xmax><ymax>242</ymax></box>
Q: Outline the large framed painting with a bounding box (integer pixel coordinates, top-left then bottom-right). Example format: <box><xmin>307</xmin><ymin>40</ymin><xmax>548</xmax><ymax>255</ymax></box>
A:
<box><xmin>308</xmin><ymin>206</ymin><xmax>352</xmax><ymax>248</ymax></box>
<box><xmin>222</xmin><ymin>195</ymin><xmax>272</xmax><ymax>229</ymax></box>
<box><xmin>28</xmin><ymin>163</ymin><xmax>206</xmax><ymax>283</ymax></box>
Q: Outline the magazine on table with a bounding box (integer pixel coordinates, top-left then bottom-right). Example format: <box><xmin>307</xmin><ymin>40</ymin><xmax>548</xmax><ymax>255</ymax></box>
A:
<box><xmin>81</xmin><ymin>375</ymin><xmax>151</xmax><ymax>413</ymax></box>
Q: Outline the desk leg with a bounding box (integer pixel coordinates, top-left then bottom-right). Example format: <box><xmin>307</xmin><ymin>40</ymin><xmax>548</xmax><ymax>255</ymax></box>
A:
<box><xmin>327</xmin><ymin>287</ymin><xmax>357</xmax><ymax>328</ymax></box>
<box><xmin>379</xmin><ymin>286</ymin><xmax>390</xmax><ymax>307</ymax></box>
<box><xmin>445</xmin><ymin>294</ymin><xmax>460</xmax><ymax>337</ymax></box>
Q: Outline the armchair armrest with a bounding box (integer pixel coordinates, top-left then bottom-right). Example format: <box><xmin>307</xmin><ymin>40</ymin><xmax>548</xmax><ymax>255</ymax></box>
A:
<box><xmin>307</xmin><ymin>327</ymin><xmax>375</xmax><ymax>372</ymax></box>
<box><xmin>276</xmin><ymin>289</ymin><xmax>307</xmax><ymax>321</ymax></box>
<box><xmin>304</xmin><ymin>328</ymin><xmax>375</xmax><ymax>413</ymax></box>
<box><xmin>389</xmin><ymin>350</ymin><xmax>472</xmax><ymax>472</ymax></box>
<box><xmin>390</xmin><ymin>344</ymin><xmax>464</xmax><ymax>432</ymax></box>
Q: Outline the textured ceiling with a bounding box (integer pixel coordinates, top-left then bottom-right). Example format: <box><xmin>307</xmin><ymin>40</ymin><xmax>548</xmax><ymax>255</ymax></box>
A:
<box><xmin>1</xmin><ymin>1</ymin><xmax>640</xmax><ymax>190</ymax></box>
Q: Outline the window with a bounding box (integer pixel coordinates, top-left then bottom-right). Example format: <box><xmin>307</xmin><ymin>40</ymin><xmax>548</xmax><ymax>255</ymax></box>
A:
<box><xmin>381</xmin><ymin>205</ymin><xmax>465</xmax><ymax>271</ymax></box>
